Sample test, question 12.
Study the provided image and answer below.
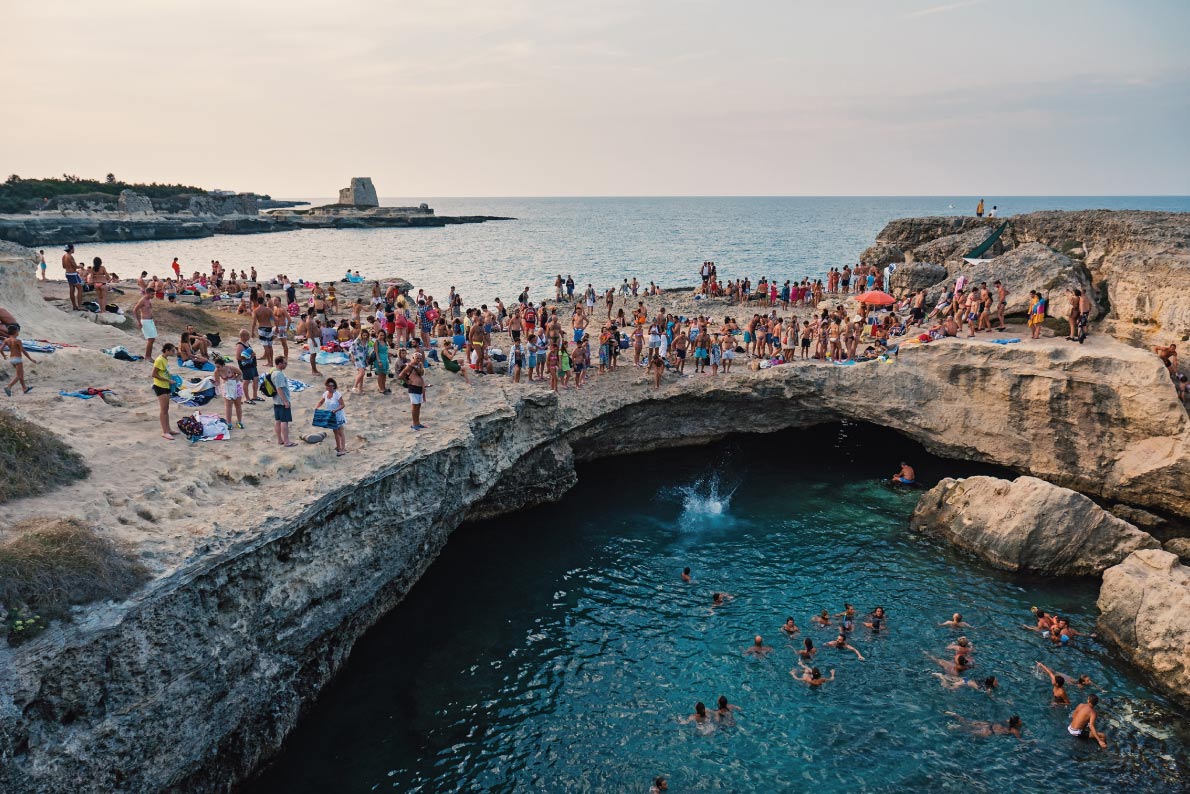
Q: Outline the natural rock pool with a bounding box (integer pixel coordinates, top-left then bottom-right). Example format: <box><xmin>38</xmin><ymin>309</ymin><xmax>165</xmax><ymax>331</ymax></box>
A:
<box><xmin>249</xmin><ymin>424</ymin><xmax>1189</xmax><ymax>792</ymax></box>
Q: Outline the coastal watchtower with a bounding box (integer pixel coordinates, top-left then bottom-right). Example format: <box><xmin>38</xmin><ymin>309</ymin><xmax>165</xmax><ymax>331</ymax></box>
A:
<box><xmin>338</xmin><ymin>177</ymin><xmax>379</xmax><ymax>207</ymax></box>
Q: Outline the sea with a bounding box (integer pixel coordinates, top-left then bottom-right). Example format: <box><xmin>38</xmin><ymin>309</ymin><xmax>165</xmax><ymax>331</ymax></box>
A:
<box><xmin>248</xmin><ymin>425</ymin><xmax>1189</xmax><ymax>793</ymax></box>
<box><xmin>79</xmin><ymin>196</ymin><xmax>1190</xmax><ymax>306</ymax></box>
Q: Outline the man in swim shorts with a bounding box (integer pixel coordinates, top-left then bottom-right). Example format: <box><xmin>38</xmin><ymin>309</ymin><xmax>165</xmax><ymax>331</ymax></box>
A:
<box><xmin>251</xmin><ymin>296</ymin><xmax>275</xmax><ymax>366</ymax></box>
<box><xmin>62</xmin><ymin>244</ymin><xmax>83</xmax><ymax>310</ymax></box>
<box><xmin>133</xmin><ymin>289</ymin><xmax>158</xmax><ymax>359</ymax></box>
<box><xmin>1068</xmin><ymin>695</ymin><xmax>1107</xmax><ymax>748</ymax></box>
<box><xmin>892</xmin><ymin>461</ymin><xmax>915</xmax><ymax>485</ymax></box>
<box><xmin>399</xmin><ymin>351</ymin><xmax>427</xmax><ymax>430</ymax></box>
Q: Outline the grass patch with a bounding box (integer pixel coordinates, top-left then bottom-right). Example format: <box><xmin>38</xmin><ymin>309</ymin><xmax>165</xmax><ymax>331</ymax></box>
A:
<box><xmin>0</xmin><ymin>519</ymin><xmax>150</xmax><ymax>644</ymax></box>
<box><xmin>0</xmin><ymin>409</ymin><xmax>88</xmax><ymax>504</ymax></box>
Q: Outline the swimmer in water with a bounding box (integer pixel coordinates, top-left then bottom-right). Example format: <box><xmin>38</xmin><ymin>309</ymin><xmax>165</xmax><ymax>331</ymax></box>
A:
<box><xmin>649</xmin><ymin>776</ymin><xmax>668</xmax><ymax>793</ymax></box>
<box><xmin>945</xmin><ymin>712</ymin><xmax>1022</xmax><ymax>738</ymax></box>
<box><xmin>892</xmin><ymin>461</ymin><xmax>916</xmax><ymax>485</ymax></box>
<box><xmin>1068</xmin><ymin>695</ymin><xmax>1107</xmax><ymax>748</ymax></box>
<box><xmin>744</xmin><ymin>635</ymin><xmax>773</xmax><ymax>658</ymax></box>
<box><xmin>714</xmin><ymin>695</ymin><xmax>741</xmax><ymax>723</ymax></box>
<box><xmin>798</xmin><ymin>638</ymin><xmax>816</xmax><ymax>660</ymax></box>
<box><xmin>928</xmin><ymin>652</ymin><xmax>973</xmax><ymax>676</ymax></box>
<box><xmin>681</xmin><ymin>567</ymin><xmax>692</xmax><ymax>583</ymax></box>
<box><xmin>781</xmin><ymin>616</ymin><xmax>800</xmax><ymax>636</ymax></box>
<box><xmin>709</xmin><ymin>592</ymin><xmax>735</xmax><ymax>613</ymax></box>
<box><xmin>793</xmin><ymin>662</ymin><xmax>834</xmax><ymax>686</ymax></box>
<box><xmin>939</xmin><ymin>613</ymin><xmax>974</xmax><ymax>629</ymax></box>
<box><xmin>683</xmin><ymin>701</ymin><xmax>711</xmax><ymax>726</ymax></box>
<box><xmin>834</xmin><ymin>603</ymin><xmax>856</xmax><ymax>621</ymax></box>
<box><xmin>1036</xmin><ymin>662</ymin><xmax>1070</xmax><ymax>705</ymax></box>
<box><xmin>933</xmin><ymin>674</ymin><xmax>997</xmax><ymax>692</ymax></box>
<box><xmin>947</xmin><ymin>637</ymin><xmax>975</xmax><ymax>656</ymax></box>
<box><xmin>811</xmin><ymin>609</ymin><xmax>831</xmax><ymax>626</ymax></box>
<box><xmin>864</xmin><ymin>616</ymin><xmax>884</xmax><ymax>634</ymax></box>
<box><xmin>1024</xmin><ymin>606</ymin><xmax>1055</xmax><ymax>633</ymax></box>
<box><xmin>825</xmin><ymin>632</ymin><xmax>865</xmax><ymax>660</ymax></box>
<box><xmin>869</xmin><ymin>606</ymin><xmax>887</xmax><ymax>623</ymax></box>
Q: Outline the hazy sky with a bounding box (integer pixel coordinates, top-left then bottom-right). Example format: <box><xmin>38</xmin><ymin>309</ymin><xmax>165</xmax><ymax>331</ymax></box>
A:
<box><xmin>5</xmin><ymin>0</ymin><xmax>1189</xmax><ymax>196</ymax></box>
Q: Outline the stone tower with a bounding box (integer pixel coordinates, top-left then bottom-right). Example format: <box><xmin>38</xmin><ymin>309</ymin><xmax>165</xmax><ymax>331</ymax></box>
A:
<box><xmin>338</xmin><ymin>177</ymin><xmax>379</xmax><ymax>207</ymax></box>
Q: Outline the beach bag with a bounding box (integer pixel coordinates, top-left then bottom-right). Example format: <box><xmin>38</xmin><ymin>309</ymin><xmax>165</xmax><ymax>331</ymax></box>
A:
<box><xmin>312</xmin><ymin>409</ymin><xmax>336</xmax><ymax>429</ymax></box>
<box><xmin>261</xmin><ymin>372</ymin><xmax>278</xmax><ymax>398</ymax></box>
<box><xmin>206</xmin><ymin>332</ymin><xmax>222</xmax><ymax>348</ymax></box>
<box><xmin>176</xmin><ymin>415</ymin><xmax>203</xmax><ymax>438</ymax></box>
<box><xmin>425</xmin><ymin>308</ymin><xmax>440</xmax><ymax>322</ymax></box>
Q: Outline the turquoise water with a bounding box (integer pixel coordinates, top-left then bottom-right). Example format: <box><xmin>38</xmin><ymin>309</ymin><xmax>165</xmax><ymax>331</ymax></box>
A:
<box><xmin>250</xmin><ymin>424</ymin><xmax>1189</xmax><ymax>793</ymax></box>
<box><xmin>79</xmin><ymin>196</ymin><xmax>1190</xmax><ymax>303</ymax></box>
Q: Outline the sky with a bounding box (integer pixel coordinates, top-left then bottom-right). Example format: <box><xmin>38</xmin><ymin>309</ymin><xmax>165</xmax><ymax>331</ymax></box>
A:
<box><xmin>4</xmin><ymin>0</ymin><xmax>1189</xmax><ymax>197</ymax></box>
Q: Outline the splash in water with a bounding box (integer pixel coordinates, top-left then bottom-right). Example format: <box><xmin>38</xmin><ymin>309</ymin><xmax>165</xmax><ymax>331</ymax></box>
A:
<box><xmin>659</xmin><ymin>470</ymin><xmax>740</xmax><ymax>528</ymax></box>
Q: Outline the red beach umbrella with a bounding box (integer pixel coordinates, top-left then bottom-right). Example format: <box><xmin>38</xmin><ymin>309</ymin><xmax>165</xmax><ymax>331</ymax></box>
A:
<box><xmin>855</xmin><ymin>290</ymin><xmax>895</xmax><ymax>306</ymax></box>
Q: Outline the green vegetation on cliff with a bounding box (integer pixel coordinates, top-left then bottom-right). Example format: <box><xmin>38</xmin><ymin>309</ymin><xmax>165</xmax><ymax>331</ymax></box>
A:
<box><xmin>0</xmin><ymin>174</ymin><xmax>209</xmax><ymax>213</ymax></box>
<box><xmin>0</xmin><ymin>408</ymin><xmax>88</xmax><ymax>502</ymax></box>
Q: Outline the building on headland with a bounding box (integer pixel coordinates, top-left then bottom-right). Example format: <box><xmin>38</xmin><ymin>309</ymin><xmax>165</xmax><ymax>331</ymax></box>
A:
<box><xmin>338</xmin><ymin>177</ymin><xmax>379</xmax><ymax>207</ymax></box>
<box><xmin>266</xmin><ymin>177</ymin><xmax>435</xmax><ymax>219</ymax></box>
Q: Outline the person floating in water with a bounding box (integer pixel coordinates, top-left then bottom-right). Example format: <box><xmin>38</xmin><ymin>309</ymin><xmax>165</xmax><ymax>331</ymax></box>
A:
<box><xmin>834</xmin><ymin>603</ymin><xmax>856</xmax><ymax>621</ymax></box>
<box><xmin>825</xmin><ymin>632</ymin><xmax>865</xmax><ymax>660</ymax></box>
<box><xmin>744</xmin><ymin>635</ymin><xmax>773</xmax><ymax>657</ymax></box>
<box><xmin>793</xmin><ymin>662</ymin><xmax>834</xmax><ymax>686</ymax></box>
<box><xmin>798</xmin><ymin>638</ymin><xmax>816</xmax><ymax>660</ymax></box>
<box><xmin>892</xmin><ymin>461</ymin><xmax>916</xmax><ymax>485</ymax></box>
<box><xmin>1036</xmin><ymin>661</ymin><xmax>1097</xmax><ymax>691</ymax></box>
<box><xmin>781</xmin><ymin>616</ymin><xmax>799</xmax><ymax>636</ymax></box>
<box><xmin>681</xmin><ymin>567</ymin><xmax>692</xmax><ymax>583</ymax></box>
<box><xmin>649</xmin><ymin>776</ymin><xmax>668</xmax><ymax>793</ymax></box>
<box><xmin>811</xmin><ymin>609</ymin><xmax>831</xmax><ymax>627</ymax></box>
<box><xmin>714</xmin><ymin>695</ymin><xmax>741</xmax><ymax>724</ymax></box>
<box><xmin>683</xmin><ymin>701</ymin><xmax>711</xmax><ymax>726</ymax></box>
<box><xmin>934</xmin><ymin>673</ymin><xmax>997</xmax><ymax>692</ymax></box>
<box><xmin>946</xmin><ymin>711</ymin><xmax>1021</xmax><ymax>738</ymax></box>
<box><xmin>947</xmin><ymin>637</ymin><xmax>975</xmax><ymax>657</ymax></box>
<box><xmin>939</xmin><ymin>613</ymin><xmax>973</xmax><ymax>629</ymax></box>
<box><xmin>928</xmin><ymin>651</ymin><xmax>973</xmax><ymax>676</ymax></box>
<box><xmin>710</xmin><ymin>592</ymin><xmax>734</xmax><ymax>613</ymax></box>
<box><xmin>1068</xmin><ymin>695</ymin><xmax>1108</xmax><ymax>748</ymax></box>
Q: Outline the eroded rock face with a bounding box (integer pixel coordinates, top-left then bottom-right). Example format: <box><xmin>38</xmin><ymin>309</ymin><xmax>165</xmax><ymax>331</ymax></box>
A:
<box><xmin>889</xmin><ymin>261</ymin><xmax>948</xmax><ymax>296</ymax></box>
<box><xmin>910</xmin><ymin>475</ymin><xmax>1160</xmax><ymax>575</ymax></box>
<box><xmin>859</xmin><ymin>242</ymin><xmax>904</xmax><ymax>268</ymax></box>
<box><xmin>117</xmin><ymin>190</ymin><xmax>154</xmax><ymax>215</ymax></box>
<box><xmin>1097</xmin><ymin>549</ymin><xmax>1190</xmax><ymax>708</ymax></box>
<box><xmin>956</xmin><ymin>242</ymin><xmax>1097</xmax><ymax>318</ymax></box>
<box><xmin>911</xmin><ymin>227</ymin><xmax>1002</xmax><ymax>265</ymax></box>
<box><xmin>1164</xmin><ymin>538</ymin><xmax>1190</xmax><ymax>564</ymax></box>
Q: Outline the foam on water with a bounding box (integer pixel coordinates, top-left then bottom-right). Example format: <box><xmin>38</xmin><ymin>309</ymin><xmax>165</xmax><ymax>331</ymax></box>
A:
<box><xmin>659</xmin><ymin>469</ymin><xmax>740</xmax><ymax>529</ymax></box>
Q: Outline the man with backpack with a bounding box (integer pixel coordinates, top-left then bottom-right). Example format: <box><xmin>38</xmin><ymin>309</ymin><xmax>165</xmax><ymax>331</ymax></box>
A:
<box><xmin>263</xmin><ymin>356</ymin><xmax>295</xmax><ymax>447</ymax></box>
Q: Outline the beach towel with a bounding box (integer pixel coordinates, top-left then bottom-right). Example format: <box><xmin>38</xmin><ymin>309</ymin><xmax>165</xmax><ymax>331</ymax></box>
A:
<box><xmin>178</xmin><ymin>358</ymin><xmax>217</xmax><ymax>372</ymax></box>
<box><xmin>58</xmin><ymin>388</ymin><xmax>113</xmax><ymax>399</ymax></box>
<box><xmin>20</xmin><ymin>340</ymin><xmax>57</xmax><ymax>353</ymax></box>
<box><xmin>101</xmin><ymin>345</ymin><xmax>143</xmax><ymax>361</ymax></box>
<box><xmin>833</xmin><ymin>359</ymin><xmax>858</xmax><ymax>366</ymax></box>
<box><xmin>991</xmin><ymin>338</ymin><xmax>1021</xmax><ymax>345</ymax></box>
<box><xmin>299</xmin><ymin>351</ymin><xmax>350</xmax><ymax>366</ymax></box>
<box><xmin>256</xmin><ymin>374</ymin><xmax>309</xmax><ymax>393</ymax></box>
<box><xmin>196</xmin><ymin>414</ymin><xmax>231</xmax><ymax>441</ymax></box>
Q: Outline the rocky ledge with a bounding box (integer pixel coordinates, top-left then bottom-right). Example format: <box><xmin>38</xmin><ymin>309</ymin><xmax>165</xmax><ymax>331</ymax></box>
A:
<box><xmin>1097</xmin><ymin>550</ymin><xmax>1190</xmax><ymax>708</ymax></box>
<box><xmin>875</xmin><ymin>210</ymin><xmax>1190</xmax><ymax>345</ymax></box>
<box><xmin>910</xmin><ymin>475</ymin><xmax>1161</xmax><ymax>575</ymax></box>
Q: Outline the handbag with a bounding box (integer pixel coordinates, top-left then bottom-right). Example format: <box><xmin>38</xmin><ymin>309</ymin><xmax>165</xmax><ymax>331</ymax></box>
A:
<box><xmin>312</xmin><ymin>409</ymin><xmax>336</xmax><ymax>429</ymax></box>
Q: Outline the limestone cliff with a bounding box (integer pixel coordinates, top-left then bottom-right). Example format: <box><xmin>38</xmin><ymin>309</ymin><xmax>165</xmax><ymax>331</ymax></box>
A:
<box><xmin>910</xmin><ymin>476</ymin><xmax>1160</xmax><ymax>575</ymax></box>
<box><xmin>1097</xmin><ymin>550</ymin><xmax>1190</xmax><ymax>708</ymax></box>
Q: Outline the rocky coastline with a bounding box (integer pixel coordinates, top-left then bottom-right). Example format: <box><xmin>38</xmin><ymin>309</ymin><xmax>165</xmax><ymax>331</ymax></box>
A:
<box><xmin>1</xmin><ymin>210</ymin><xmax>1188</xmax><ymax>792</ymax></box>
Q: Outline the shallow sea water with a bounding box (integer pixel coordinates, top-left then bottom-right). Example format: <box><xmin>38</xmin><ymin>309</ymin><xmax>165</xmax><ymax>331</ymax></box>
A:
<box><xmin>249</xmin><ymin>424</ymin><xmax>1189</xmax><ymax>793</ymax></box>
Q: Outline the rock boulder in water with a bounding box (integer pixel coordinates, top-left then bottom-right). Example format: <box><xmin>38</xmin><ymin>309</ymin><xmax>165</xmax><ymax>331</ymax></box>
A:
<box><xmin>910</xmin><ymin>475</ymin><xmax>1160</xmax><ymax>575</ymax></box>
<box><xmin>1096</xmin><ymin>549</ymin><xmax>1190</xmax><ymax>708</ymax></box>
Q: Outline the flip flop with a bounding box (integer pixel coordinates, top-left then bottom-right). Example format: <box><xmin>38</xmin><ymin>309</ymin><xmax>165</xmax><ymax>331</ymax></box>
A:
<box><xmin>162</xmin><ymin>434</ymin><xmax>175</xmax><ymax>441</ymax></box>
<box><xmin>282</xmin><ymin>442</ymin><xmax>297</xmax><ymax>447</ymax></box>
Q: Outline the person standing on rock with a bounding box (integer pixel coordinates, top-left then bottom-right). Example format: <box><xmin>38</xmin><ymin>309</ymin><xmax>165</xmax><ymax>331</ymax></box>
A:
<box><xmin>1077</xmin><ymin>289</ymin><xmax>1092</xmax><ymax>343</ymax></box>
<box><xmin>171</xmin><ymin>257</ymin><xmax>182</xmax><ymax>280</ymax></box>
<box><xmin>399</xmin><ymin>351</ymin><xmax>427</xmax><ymax>430</ymax></box>
<box><xmin>1065</xmin><ymin>289</ymin><xmax>1080</xmax><ymax>341</ymax></box>
<box><xmin>152</xmin><ymin>343</ymin><xmax>177</xmax><ymax>440</ymax></box>
<box><xmin>269</xmin><ymin>356</ymin><xmax>296</xmax><ymax>447</ymax></box>
<box><xmin>976</xmin><ymin>199</ymin><xmax>985</xmax><ymax>218</ymax></box>
<box><xmin>994</xmin><ymin>280</ymin><xmax>1008</xmax><ymax>331</ymax></box>
<box><xmin>250</xmin><ymin>296</ymin><xmax>275</xmax><ymax>366</ymax></box>
<box><xmin>62</xmin><ymin>244</ymin><xmax>83</xmax><ymax>311</ymax></box>
<box><xmin>38</xmin><ymin>249</ymin><xmax>47</xmax><ymax>281</ymax></box>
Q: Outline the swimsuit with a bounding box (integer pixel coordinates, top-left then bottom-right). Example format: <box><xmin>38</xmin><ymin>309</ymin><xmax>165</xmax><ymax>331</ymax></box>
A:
<box><xmin>141</xmin><ymin>319</ymin><xmax>157</xmax><ymax>339</ymax></box>
<box><xmin>66</xmin><ymin>272</ymin><xmax>83</xmax><ymax>285</ymax></box>
<box><xmin>258</xmin><ymin>326</ymin><xmax>274</xmax><ymax>344</ymax></box>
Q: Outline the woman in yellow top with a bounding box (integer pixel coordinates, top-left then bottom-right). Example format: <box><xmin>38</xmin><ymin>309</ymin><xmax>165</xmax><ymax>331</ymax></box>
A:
<box><xmin>154</xmin><ymin>342</ymin><xmax>178</xmax><ymax>440</ymax></box>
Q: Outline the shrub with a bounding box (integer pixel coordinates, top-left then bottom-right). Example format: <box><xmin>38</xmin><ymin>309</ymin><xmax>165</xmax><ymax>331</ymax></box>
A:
<box><xmin>0</xmin><ymin>409</ymin><xmax>88</xmax><ymax>503</ymax></box>
<box><xmin>0</xmin><ymin>519</ymin><xmax>150</xmax><ymax>644</ymax></box>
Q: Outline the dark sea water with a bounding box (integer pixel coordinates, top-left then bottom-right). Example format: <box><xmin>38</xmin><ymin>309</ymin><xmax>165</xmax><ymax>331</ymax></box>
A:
<box><xmin>249</xmin><ymin>424</ymin><xmax>1189</xmax><ymax>794</ymax></box>
<box><xmin>80</xmin><ymin>196</ymin><xmax>1190</xmax><ymax>305</ymax></box>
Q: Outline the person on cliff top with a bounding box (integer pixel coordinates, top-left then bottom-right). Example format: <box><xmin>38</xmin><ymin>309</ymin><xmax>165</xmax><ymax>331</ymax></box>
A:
<box><xmin>38</xmin><ymin>249</ymin><xmax>47</xmax><ymax>281</ymax></box>
<box><xmin>976</xmin><ymin>199</ymin><xmax>985</xmax><ymax>217</ymax></box>
<box><xmin>399</xmin><ymin>350</ymin><xmax>427</xmax><ymax>430</ymax></box>
<box><xmin>2</xmin><ymin>329</ymin><xmax>36</xmax><ymax>397</ymax></box>
<box><xmin>62</xmin><ymin>244</ymin><xmax>83</xmax><ymax>311</ymax></box>
<box><xmin>945</xmin><ymin>712</ymin><xmax>1022</xmax><ymax>739</ymax></box>
<box><xmin>1154</xmin><ymin>343</ymin><xmax>1179</xmax><ymax>373</ymax></box>
<box><xmin>1068</xmin><ymin>695</ymin><xmax>1108</xmax><ymax>748</ymax></box>
<box><xmin>269</xmin><ymin>356</ymin><xmax>296</xmax><ymax>447</ymax></box>
<box><xmin>152</xmin><ymin>343</ymin><xmax>177</xmax><ymax>440</ymax></box>
<box><xmin>133</xmin><ymin>289</ymin><xmax>158</xmax><ymax>360</ymax></box>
